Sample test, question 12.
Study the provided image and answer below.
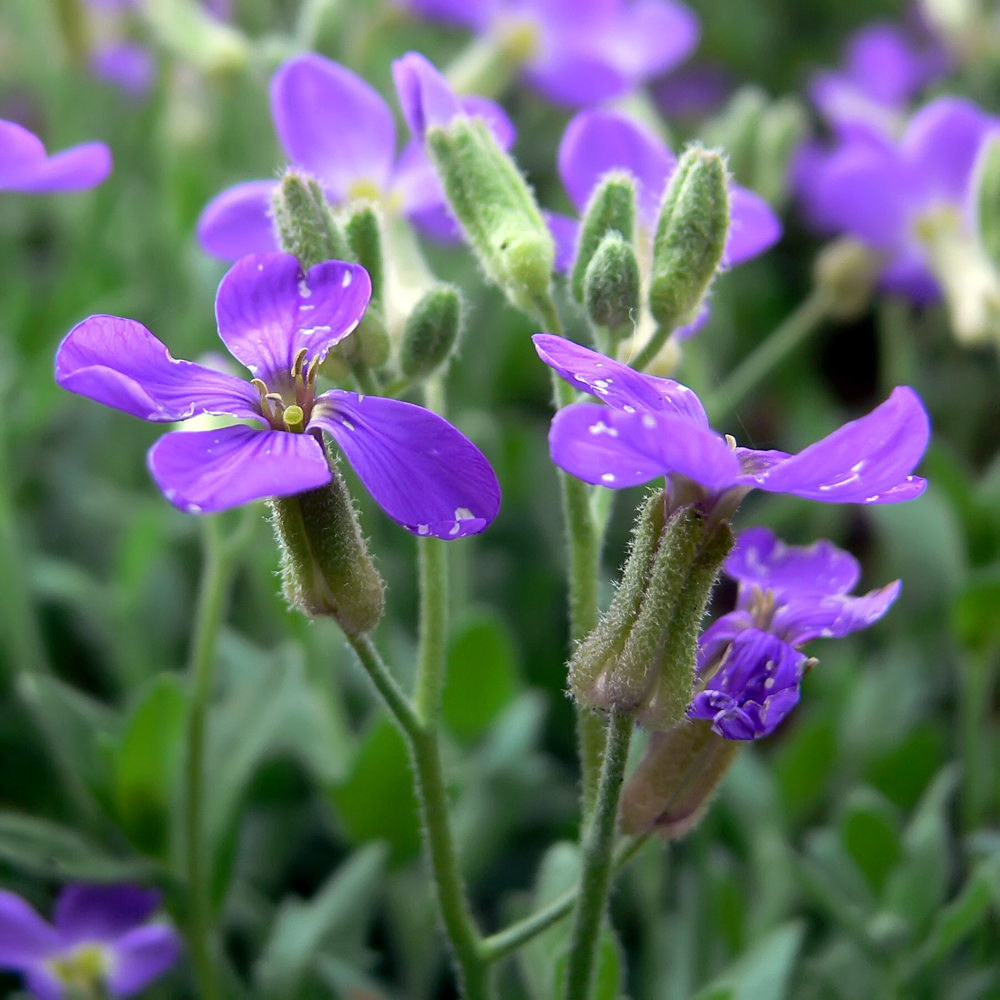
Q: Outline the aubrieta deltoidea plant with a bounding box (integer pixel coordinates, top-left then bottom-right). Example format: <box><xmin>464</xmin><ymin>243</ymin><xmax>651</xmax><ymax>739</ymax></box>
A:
<box><xmin>3</xmin><ymin>3</ymin><xmax>1000</xmax><ymax>999</ymax></box>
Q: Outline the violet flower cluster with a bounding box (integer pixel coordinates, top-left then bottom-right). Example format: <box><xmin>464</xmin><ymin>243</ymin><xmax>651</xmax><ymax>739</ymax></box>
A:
<box><xmin>533</xmin><ymin>333</ymin><xmax>929</xmax><ymax>505</ymax></box>
<box><xmin>396</xmin><ymin>0</ymin><xmax>700</xmax><ymax>107</ymax></box>
<box><xmin>197</xmin><ymin>53</ymin><xmax>514</xmax><ymax>260</ymax></box>
<box><xmin>56</xmin><ymin>252</ymin><xmax>501</xmax><ymax>538</ymax></box>
<box><xmin>689</xmin><ymin>527</ymin><xmax>900</xmax><ymax>740</ymax></box>
<box><xmin>0</xmin><ymin>883</ymin><xmax>181</xmax><ymax>1000</ymax></box>
<box><xmin>0</xmin><ymin>120</ymin><xmax>111</xmax><ymax>193</ymax></box>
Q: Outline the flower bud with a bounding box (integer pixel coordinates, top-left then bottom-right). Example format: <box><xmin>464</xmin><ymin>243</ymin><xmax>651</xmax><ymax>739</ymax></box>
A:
<box><xmin>345</xmin><ymin>203</ymin><xmax>386</xmax><ymax>307</ymax></box>
<box><xmin>571</xmin><ymin>172</ymin><xmax>637</xmax><ymax>304</ymax></box>
<box><xmin>399</xmin><ymin>283</ymin><xmax>463</xmax><ymax>378</ymax></box>
<box><xmin>813</xmin><ymin>237</ymin><xmax>882</xmax><ymax>321</ymax></box>
<box><xmin>426</xmin><ymin>117</ymin><xmax>555</xmax><ymax>319</ymax></box>
<box><xmin>272</xmin><ymin>169</ymin><xmax>351</xmax><ymax>269</ymax></box>
<box><xmin>755</xmin><ymin>96</ymin><xmax>808</xmax><ymax>206</ymax></box>
<box><xmin>583</xmin><ymin>230</ymin><xmax>640</xmax><ymax>338</ymax></box>
<box><xmin>570</xmin><ymin>496</ymin><xmax>734</xmax><ymax>731</ymax></box>
<box><xmin>270</xmin><ymin>454</ymin><xmax>385</xmax><ymax>635</ymax></box>
<box><xmin>649</xmin><ymin>146</ymin><xmax>730</xmax><ymax>333</ymax></box>
<box><xmin>142</xmin><ymin>0</ymin><xmax>249</xmax><ymax>73</ymax></box>
<box><xmin>620</xmin><ymin>720</ymin><xmax>739</xmax><ymax>838</ymax></box>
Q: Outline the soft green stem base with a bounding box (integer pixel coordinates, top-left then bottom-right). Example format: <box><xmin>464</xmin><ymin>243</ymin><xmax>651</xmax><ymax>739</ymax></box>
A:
<box><xmin>703</xmin><ymin>287</ymin><xmax>833</xmax><ymax>423</ymax></box>
<box><xmin>562</xmin><ymin>711</ymin><xmax>634</xmax><ymax>1000</ymax></box>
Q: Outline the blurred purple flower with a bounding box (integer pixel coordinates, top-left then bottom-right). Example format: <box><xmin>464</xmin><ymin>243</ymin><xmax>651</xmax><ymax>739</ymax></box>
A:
<box><xmin>397</xmin><ymin>0</ymin><xmax>699</xmax><ymax>107</ymax></box>
<box><xmin>198</xmin><ymin>53</ymin><xmax>514</xmax><ymax>259</ymax></box>
<box><xmin>688</xmin><ymin>526</ymin><xmax>900</xmax><ymax>739</ymax></box>
<box><xmin>797</xmin><ymin>96</ymin><xmax>1000</xmax><ymax>304</ymax></box>
<box><xmin>0</xmin><ymin>883</ymin><xmax>181</xmax><ymax>1000</ymax></box>
<box><xmin>651</xmin><ymin>62</ymin><xmax>731</xmax><ymax>121</ymax></box>
<box><xmin>56</xmin><ymin>253</ymin><xmax>501</xmax><ymax>537</ymax></box>
<box><xmin>549</xmin><ymin>110</ymin><xmax>781</xmax><ymax>279</ymax></box>
<box><xmin>0</xmin><ymin>119</ymin><xmax>111</xmax><ymax>192</ymax></box>
<box><xmin>533</xmin><ymin>333</ymin><xmax>929</xmax><ymax>504</ymax></box>
<box><xmin>91</xmin><ymin>42</ymin><xmax>156</xmax><ymax>96</ymax></box>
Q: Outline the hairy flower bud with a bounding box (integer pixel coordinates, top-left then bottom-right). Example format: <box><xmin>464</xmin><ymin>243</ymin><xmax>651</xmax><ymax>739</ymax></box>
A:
<box><xmin>583</xmin><ymin>230</ymin><xmax>640</xmax><ymax>338</ymax></box>
<box><xmin>345</xmin><ymin>203</ymin><xmax>386</xmax><ymax>307</ymax></box>
<box><xmin>620</xmin><ymin>720</ymin><xmax>739</xmax><ymax>838</ymax></box>
<box><xmin>270</xmin><ymin>454</ymin><xmax>385</xmax><ymax>635</ymax></box>
<box><xmin>571</xmin><ymin>172</ymin><xmax>637</xmax><ymax>304</ymax></box>
<box><xmin>272</xmin><ymin>169</ymin><xmax>351</xmax><ymax>269</ymax></box>
<box><xmin>426</xmin><ymin>117</ymin><xmax>555</xmax><ymax>319</ymax></box>
<box><xmin>399</xmin><ymin>283</ymin><xmax>463</xmax><ymax>378</ymax></box>
<box><xmin>649</xmin><ymin>146</ymin><xmax>730</xmax><ymax>333</ymax></box>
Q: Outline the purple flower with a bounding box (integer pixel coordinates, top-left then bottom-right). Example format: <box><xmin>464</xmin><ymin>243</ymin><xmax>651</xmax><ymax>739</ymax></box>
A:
<box><xmin>797</xmin><ymin>96</ymin><xmax>1000</xmax><ymax>306</ymax></box>
<box><xmin>56</xmin><ymin>253</ymin><xmax>501</xmax><ymax>538</ymax></box>
<box><xmin>0</xmin><ymin>883</ymin><xmax>181</xmax><ymax>1000</ymax></box>
<box><xmin>549</xmin><ymin>110</ymin><xmax>781</xmax><ymax>282</ymax></box>
<box><xmin>0</xmin><ymin>119</ymin><xmax>111</xmax><ymax>193</ymax></box>
<box><xmin>688</xmin><ymin>526</ymin><xmax>900</xmax><ymax>739</ymax></box>
<box><xmin>197</xmin><ymin>53</ymin><xmax>514</xmax><ymax>260</ymax></box>
<box><xmin>397</xmin><ymin>0</ymin><xmax>699</xmax><ymax>107</ymax></box>
<box><xmin>533</xmin><ymin>333</ymin><xmax>929</xmax><ymax>505</ymax></box>
<box><xmin>90</xmin><ymin>43</ymin><xmax>156</xmax><ymax>97</ymax></box>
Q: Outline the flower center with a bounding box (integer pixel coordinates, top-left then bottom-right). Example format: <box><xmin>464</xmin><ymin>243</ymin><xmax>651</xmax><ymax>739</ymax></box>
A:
<box><xmin>252</xmin><ymin>347</ymin><xmax>319</xmax><ymax>433</ymax></box>
<box><xmin>494</xmin><ymin>16</ymin><xmax>541</xmax><ymax>63</ymax></box>
<box><xmin>347</xmin><ymin>177</ymin><xmax>383</xmax><ymax>204</ymax></box>
<box><xmin>48</xmin><ymin>944</ymin><xmax>110</xmax><ymax>996</ymax></box>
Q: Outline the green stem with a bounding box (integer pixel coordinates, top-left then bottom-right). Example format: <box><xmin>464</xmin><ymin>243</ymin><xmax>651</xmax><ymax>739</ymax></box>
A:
<box><xmin>562</xmin><ymin>711</ymin><xmax>634</xmax><ymax>1000</ymax></box>
<box><xmin>184</xmin><ymin>516</ymin><xmax>242</xmax><ymax>1000</ymax></box>
<box><xmin>629</xmin><ymin>323</ymin><xmax>673</xmax><ymax>373</ymax></box>
<box><xmin>959</xmin><ymin>649</ymin><xmax>998</xmax><ymax>829</ymax></box>
<box><xmin>413</xmin><ymin>536</ymin><xmax>449</xmax><ymax>725</ymax></box>
<box><xmin>703</xmin><ymin>288</ymin><xmax>833</xmax><ymax>424</ymax></box>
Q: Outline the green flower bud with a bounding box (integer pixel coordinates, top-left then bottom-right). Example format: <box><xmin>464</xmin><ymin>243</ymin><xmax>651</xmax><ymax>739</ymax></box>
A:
<box><xmin>272</xmin><ymin>170</ymin><xmax>351</xmax><ymax>269</ymax></box>
<box><xmin>426</xmin><ymin>117</ymin><xmax>554</xmax><ymax>319</ymax></box>
<box><xmin>649</xmin><ymin>146</ymin><xmax>730</xmax><ymax>333</ymax></box>
<box><xmin>755</xmin><ymin>96</ymin><xmax>808</xmax><ymax>206</ymax></box>
<box><xmin>143</xmin><ymin>0</ymin><xmax>249</xmax><ymax>73</ymax></box>
<box><xmin>583</xmin><ymin>230</ymin><xmax>640</xmax><ymax>337</ymax></box>
<box><xmin>570</xmin><ymin>496</ymin><xmax>733</xmax><ymax>730</ymax></box>
<box><xmin>269</xmin><ymin>453</ymin><xmax>385</xmax><ymax>635</ymax></box>
<box><xmin>345</xmin><ymin>203</ymin><xmax>386</xmax><ymax>306</ymax></box>
<box><xmin>399</xmin><ymin>283</ymin><xmax>463</xmax><ymax>378</ymax></box>
<box><xmin>571</xmin><ymin>172</ymin><xmax>637</xmax><ymax>304</ymax></box>
<box><xmin>620</xmin><ymin>720</ymin><xmax>739</xmax><ymax>838</ymax></box>
<box><xmin>813</xmin><ymin>237</ymin><xmax>882</xmax><ymax>321</ymax></box>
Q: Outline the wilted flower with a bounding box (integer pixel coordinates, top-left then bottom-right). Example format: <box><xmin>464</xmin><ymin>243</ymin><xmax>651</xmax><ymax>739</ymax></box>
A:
<box><xmin>56</xmin><ymin>252</ymin><xmax>500</xmax><ymax>537</ymax></box>
<box><xmin>0</xmin><ymin>119</ymin><xmax>111</xmax><ymax>193</ymax></box>
<box><xmin>533</xmin><ymin>333</ymin><xmax>929</xmax><ymax>505</ymax></box>
<box><xmin>396</xmin><ymin>0</ymin><xmax>700</xmax><ymax>107</ymax></box>
<box><xmin>0</xmin><ymin>883</ymin><xmax>181</xmax><ymax>1000</ymax></box>
<box><xmin>197</xmin><ymin>53</ymin><xmax>514</xmax><ymax>259</ymax></box>
<box><xmin>689</xmin><ymin>527</ymin><xmax>901</xmax><ymax>739</ymax></box>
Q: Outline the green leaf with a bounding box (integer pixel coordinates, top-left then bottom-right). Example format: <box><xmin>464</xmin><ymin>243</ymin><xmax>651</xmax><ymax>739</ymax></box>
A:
<box><xmin>443</xmin><ymin>611</ymin><xmax>519</xmax><ymax>743</ymax></box>
<box><xmin>331</xmin><ymin>716</ymin><xmax>420</xmax><ymax>865</ymax></box>
<box><xmin>953</xmin><ymin>570</ymin><xmax>1000</xmax><ymax>654</ymax></box>
<box><xmin>255</xmin><ymin>843</ymin><xmax>387</xmax><ymax>1000</ymax></box>
<box><xmin>114</xmin><ymin>674</ymin><xmax>186</xmax><ymax>859</ymax></box>
<box><xmin>693</xmin><ymin>922</ymin><xmax>804</xmax><ymax>1000</ymax></box>
<box><xmin>838</xmin><ymin>787</ymin><xmax>902</xmax><ymax>897</ymax></box>
<box><xmin>0</xmin><ymin>812</ymin><xmax>152</xmax><ymax>882</ymax></box>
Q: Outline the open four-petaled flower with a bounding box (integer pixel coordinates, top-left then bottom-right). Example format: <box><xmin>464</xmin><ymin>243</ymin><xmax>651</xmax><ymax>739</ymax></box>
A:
<box><xmin>533</xmin><ymin>333</ymin><xmax>929</xmax><ymax>504</ymax></box>
<box><xmin>197</xmin><ymin>52</ymin><xmax>514</xmax><ymax>259</ymax></box>
<box><xmin>397</xmin><ymin>0</ymin><xmax>700</xmax><ymax>107</ymax></box>
<box><xmin>0</xmin><ymin>883</ymin><xmax>181</xmax><ymax>1000</ymax></box>
<box><xmin>689</xmin><ymin>527</ymin><xmax>900</xmax><ymax>739</ymax></box>
<box><xmin>0</xmin><ymin>119</ymin><xmax>111</xmax><ymax>193</ymax></box>
<box><xmin>56</xmin><ymin>253</ymin><xmax>500</xmax><ymax>538</ymax></box>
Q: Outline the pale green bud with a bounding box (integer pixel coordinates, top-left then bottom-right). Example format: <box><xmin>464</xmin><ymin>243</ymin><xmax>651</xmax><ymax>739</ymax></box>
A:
<box><xmin>269</xmin><ymin>455</ymin><xmax>384</xmax><ymax>635</ymax></box>
<box><xmin>649</xmin><ymin>147</ymin><xmax>730</xmax><ymax>333</ymax></box>
<box><xmin>143</xmin><ymin>0</ymin><xmax>249</xmax><ymax>73</ymax></box>
<box><xmin>426</xmin><ymin>117</ymin><xmax>554</xmax><ymax>318</ymax></box>
<box><xmin>755</xmin><ymin>96</ymin><xmax>808</xmax><ymax>206</ymax></box>
<box><xmin>399</xmin><ymin>284</ymin><xmax>463</xmax><ymax>378</ymax></box>
<box><xmin>976</xmin><ymin>135</ymin><xmax>1000</xmax><ymax>270</ymax></box>
<box><xmin>571</xmin><ymin>172</ymin><xmax>637</xmax><ymax>304</ymax></box>
<box><xmin>583</xmin><ymin>230</ymin><xmax>640</xmax><ymax>337</ymax></box>
<box><xmin>701</xmin><ymin>86</ymin><xmax>767</xmax><ymax>186</ymax></box>
<box><xmin>345</xmin><ymin>203</ymin><xmax>386</xmax><ymax>306</ymax></box>
<box><xmin>813</xmin><ymin>237</ymin><xmax>882</xmax><ymax>321</ymax></box>
<box><xmin>272</xmin><ymin>170</ymin><xmax>351</xmax><ymax>269</ymax></box>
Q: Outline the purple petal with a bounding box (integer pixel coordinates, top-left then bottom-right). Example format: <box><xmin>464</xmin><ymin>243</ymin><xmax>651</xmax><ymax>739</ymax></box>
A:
<box><xmin>558</xmin><ymin>109</ymin><xmax>674</xmax><ymax>223</ymax></box>
<box><xmin>0</xmin><ymin>123</ymin><xmax>112</xmax><ymax>192</ymax></box>
<box><xmin>391</xmin><ymin>140</ymin><xmax>449</xmax><ymax>215</ymax></box>
<box><xmin>726</xmin><ymin>526</ymin><xmax>860</xmax><ymax>597</ymax></box>
<box><xmin>55</xmin><ymin>316</ymin><xmax>261</xmax><ymax>422</ymax></box>
<box><xmin>395</xmin><ymin>0</ymin><xmax>494</xmax><ymax>30</ymax></box>
<box><xmin>106</xmin><ymin>925</ymin><xmax>182</xmax><ymax>996</ymax></box>
<box><xmin>196</xmin><ymin>180</ymin><xmax>279</xmax><ymax>262</ymax></box>
<box><xmin>743</xmin><ymin>386</ymin><xmax>930</xmax><ymax>504</ymax></box>
<box><xmin>845</xmin><ymin>23</ymin><xmax>929</xmax><ymax>106</ymax></box>
<box><xmin>879</xmin><ymin>251</ymin><xmax>940</xmax><ymax>305</ymax></box>
<box><xmin>147</xmin><ymin>426</ymin><xmax>331</xmax><ymax>513</ymax></box>
<box><xmin>548</xmin><ymin>401</ymin><xmax>740</xmax><ymax>490</ymax></box>
<box><xmin>526</xmin><ymin>50</ymin><xmax>629</xmax><ymax>108</ymax></box>
<box><xmin>902</xmin><ymin>96</ymin><xmax>998</xmax><ymax>204</ymax></box>
<box><xmin>775</xmin><ymin>580</ymin><xmax>901</xmax><ymax>646</ymax></box>
<box><xmin>54</xmin><ymin>885</ymin><xmax>160</xmax><ymax>945</ymax></box>
<box><xmin>271</xmin><ymin>54</ymin><xmax>396</xmax><ymax>200</ymax></box>
<box><xmin>810</xmin><ymin>72</ymin><xmax>901</xmax><ymax>138</ymax></box>
<box><xmin>25</xmin><ymin>967</ymin><xmax>63</xmax><ymax>1000</ymax></box>
<box><xmin>653</xmin><ymin>62</ymin><xmax>732</xmax><ymax>120</ymax></box>
<box><xmin>596</xmin><ymin>0</ymin><xmax>700</xmax><ymax>82</ymax></box>
<box><xmin>545</xmin><ymin>211</ymin><xmax>580</xmax><ymax>274</ymax></box>
<box><xmin>392</xmin><ymin>52</ymin><xmax>464</xmax><ymax>143</ymax></box>
<box><xmin>0</xmin><ymin>120</ymin><xmax>46</xmax><ymax>185</ymax></box>
<box><xmin>672</xmin><ymin>302</ymin><xmax>710</xmax><ymax>341</ymax></box>
<box><xmin>697</xmin><ymin>609</ymin><xmax>753</xmax><ymax>674</ymax></box>
<box><xmin>311</xmin><ymin>392</ymin><xmax>501</xmax><ymax>539</ymax></box>
<box><xmin>91</xmin><ymin>43</ymin><xmax>156</xmax><ymax>97</ymax></box>
<box><xmin>532</xmin><ymin>333</ymin><xmax>709</xmax><ymax>424</ymax></box>
<box><xmin>725</xmin><ymin>185</ymin><xmax>782</xmax><ymax>264</ymax></box>
<box><xmin>214</xmin><ymin>253</ymin><xmax>371</xmax><ymax>383</ymax></box>
<box><xmin>0</xmin><ymin>891</ymin><xmax>59</xmax><ymax>968</ymax></box>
